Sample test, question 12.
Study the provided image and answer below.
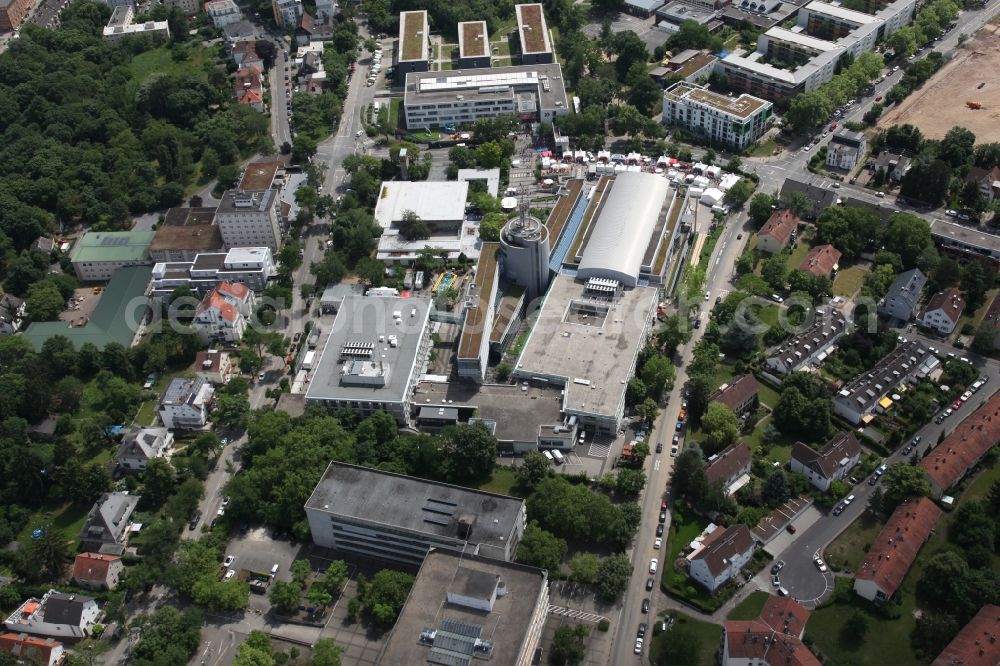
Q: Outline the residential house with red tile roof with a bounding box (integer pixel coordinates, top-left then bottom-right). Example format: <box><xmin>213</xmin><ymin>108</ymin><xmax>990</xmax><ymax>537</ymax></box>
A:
<box><xmin>722</xmin><ymin>596</ymin><xmax>820</xmax><ymax>666</ymax></box>
<box><xmin>854</xmin><ymin>496</ymin><xmax>942</xmax><ymax>602</ymax></box>
<box><xmin>789</xmin><ymin>431</ymin><xmax>861</xmax><ymax>492</ymax></box>
<box><xmin>921</xmin><ymin>288</ymin><xmax>965</xmax><ymax>335</ymax></box>
<box><xmin>921</xmin><ymin>391</ymin><xmax>1000</xmax><ymax>496</ymax></box>
<box><xmin>192</xmin><ymin>282</ymin><xmax>254</xmax><ymax>343</ymax></box>
<box><xmin>234</xmin><ymin>65</ymin><xmax>265</xmax><ymax>112</ymax></box>
<box><xmin>71</xmin><ymin>553</ymin><xmax>124</xmax><ymax>591</ymax></box>
<box><xmin>0</xmin><ymin>633</ymin><xmax>65</xmax><ymax>666</ymax></box>
<box><xmin>705</xmin><ymin>442</ymin><xmax>752</xmax><ymax>496</ymax></box>
<box><xmin>710</xmin><ymin>374</ymin><xmax>760</xmax><ymax>418</ymax></box>
<box><xmin>932</xmin><ymin>604</ymin><xmax>1000</xmax><ymax>666</ymax></box>
<box><xmin>798</xmin><ymin>244</ymin><xmax>841</xmax><ymax>279</ymax></box>
<box><xmin>688</xmin><ymin>524</ymin><xmax>756</xmax><ymax>593</ymax></box>
<box><xmin>230</xmin><ymin>40</ymin><xmax>259</xmax><ymax>67</ymax></box>
<box><xmin>757</xmin><ymin>210</ymin><xmax>799</xmax><ymax>254</ymax></box>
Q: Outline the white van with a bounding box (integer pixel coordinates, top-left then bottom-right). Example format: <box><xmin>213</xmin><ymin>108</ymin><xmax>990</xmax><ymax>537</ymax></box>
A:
<box><xmin>542</xmin><ymin>450</ymin><xmax>554</xmax><ymax>462</ymax></box>
<box><xmin>270</xmin><ymin>564</ymin><xmax>279</xmax><ymax>577</ymax></box>
<box><xmin>552</xmin><ymin>450</ymin><xmax>565</xmax><ymax>465</ymax></box>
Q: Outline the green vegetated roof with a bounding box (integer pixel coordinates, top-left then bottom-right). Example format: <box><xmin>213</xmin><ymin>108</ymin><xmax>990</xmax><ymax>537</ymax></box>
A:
<box><xmin>22</xmin><ymin>266</ymin><xmax>153</xmax><ymax>351</ymax></box>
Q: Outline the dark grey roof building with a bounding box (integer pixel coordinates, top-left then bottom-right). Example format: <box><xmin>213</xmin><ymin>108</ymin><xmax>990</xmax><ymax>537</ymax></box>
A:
<box><xmin>878</xmin><ymin>268</ymin><xmax>926</xmax><ymax>322</ymax></box>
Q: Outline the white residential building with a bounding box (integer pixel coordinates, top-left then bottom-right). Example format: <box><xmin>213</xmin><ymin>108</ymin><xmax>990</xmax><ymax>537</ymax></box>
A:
<box><xmin>662</xmin><ymin>82</ymin><xmax>773</xmax><ymax>149</ymax></box>
<box><xmin>921</xmin><ymin>287</ymin><xmax>965</xmax><ymax>335</ymax></box>
<box><xmin>789</xmin><ymin>431</ymin><xmax>861</xmax><ymax>492</ymax></box>
<box><xmin>4</xmin><ymin>591</ymin><xmax>100</xmax><ymax>640</ymax></box>
<box><xmin>688</xmin><ymin>524</ymin><xmax>755</xmax><ymax>593</ymax></box>
<box><xmin>159</xmin><ymin>376</ymin><xmax>214</xmax><ymax>429</ymax></box>
<box><xmin>191</xmin><ymin>282</ymin><xmax>255</xmax><ymax>343</ymax></box>
<box><xmin>272</xmin><ymin>0</ymin><xmax>302</xmax><ymax>26</ymax></box>
<box><xmin>215</xmin><ymin>189</ymin><xmax>282</xmax><ymax>251</ymax></box>
<box><xmin>826</xmin><ymin>130</ymin><xmax>867</xmax><ymax>170</ymax></box>
<box><xmin>149</xmin><ymin>246</ymin><xmax>276</xmax><ymax>299</ymax></box>
<box><xmin>103</xmin><ymin>4</ymin><xmax>169</xmax><ymax>42</ymax></box>
<box><xmin>315</xmin><ymin>0</ymin><xmax>336</xmax><ymax>20</ymax></box>
<box><xmin>204</xmin><ymin>0</ymin><xmax>241</xmax><ymax>27</ymax></box>
<box><xmin>116</xmin><ymin>427</ymin><xmax>173</xmax><ymax>471</ymax></box>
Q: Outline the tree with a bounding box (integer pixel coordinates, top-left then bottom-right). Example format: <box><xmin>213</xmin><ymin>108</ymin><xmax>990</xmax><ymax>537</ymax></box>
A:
<box><xmin>640</xmin><ymin>355</ymin><xmax>674</xmax><ymax>400</ymax></box>
<box><xmin>269</xmin><ymin>580</ymin><xmax>302</xmax><ymax>615</ymax></box>
<box><xmin>25</xmin><ymin>281</ymin><xmax>64</xmax><ymax>321</ymax></box>
<box><xmin>961</xmin><ymin>260</ymin><xmax>992</xmax><ymax>308</ymax></box>
<box><xmin>320</xmin><ymin>560</ymin><xmax>349</xmax><ymax>596</ymax></box>
<box><xmin>844</xmin><ymin>611</ymin><xmax>869</xmax><ymax>641</ymax></box>
<box><xmin>568</xmin><ymin>552</ymin><xmax>601</xmax><ymax>583</ymax></box>
<box><xmin>291</xmin><ymin>559</ymin><xmax>312</xmax><ymax>586</ymax></box>
<box><xmin>673</xmin><ymin>445</ymin><xmax>708</xmax><ymax>503</ymax></box>
<box><xmin>880</xmin><ymin>463</ymin><xmax>931</xmax><ymax>511</ymax></box>
<box><xmin>516</xmin><ymin>452</ymin><xmax>551</xmax><ymax>490</ymax></box>
<box><xmin>939</xmin><ymin>126</ymin><xmax>977</xmax><ymax>168</ymax></box>
<box><xmin>762</xmin><ymin>255</ymin><xmax>787</xmax><ymax>290</ymax></box>
<box><xmin>359</xmin><ymin>569</ymin><xmax>415</xmax><ymax>625</ymax></box>
<box><xmin>234</xmin><ymin>630</ymin><xmax>274</xmax><ymax>666</ymax></box>
<box><xmin>724</xmin><ymin>179</ymin><xmax>755</xmax><ymax>208</ymax></box>
<box><xmin>140</xmin><ymin>458</ymin><xmax>177</xmax><ymax>510</ymax></box>
<box><xmin>701</xmin><ymin>402</ymin><xmax>740</xmax><ymax>455</ymax></box>
<box><xmin>616</xmin><ymin>468</ymin><xmax>646</xmax><ymax>496</ymax></box>
<box><xmin>611</xmin><ymin>30</ymin><xmax>649</xmax><ymax>79</ymax></box>
<box><xmin>786</xmin><ymin>91</ymin><xmax>833</xmax><ymax>133</ymax></box>
<box><xmin>749</xmin><ymin>193</ymin><xmax>775</xmax><ymax>226</ymax></box>
<box><xmin>398</xmin><ymin>210</ymin><xmax>430</xmax><ymax>241</ymax></box>
<box><xmin>311</xmin><ymin>639</ymin><xmax>344</xmax><ymax>666</ymax></box>
<box><xmin>550</xmin><ymin>625</ymin><xmax>589</xmax><ymax>665</ymax></box>
<box><xmin>306</xmin><ymin>585</ymin><xmax>332</xmax><ymax>609</ymax></box>
<box><xmin>476</xmin><ymin>142</ymin><xmax>504</xmax><ymax>169</ymax></box>
<box><xmin>761</xmin><ymin>470</ymin><xmax>791</xmax><ymax>507</ymax></box>
<box><xmin>685</xmin><ymin>373</ymin><xmax>716</xmax><ymax>424</ymax></box>
<box><xmin>131</xmin><ymin>606</ymin><xmax>204</xmax><ymax>666</ymax></box>
<box><xmin>658</xmin><ymin>315</ymin><xmax>692</xmax><ymax>354</ymax></box>
<box><xmin>212</xmin><ymin>392</ymin><xmax>250</xmax><ymax>431</ymax></box>
<box><xmin>900</xmin><ymin>159</ymin><xmax>951</xmax><ymax>206</ymax></box>
<box><xmin>515</xmin><ymin>523</ymin><xmax>567</xmax><ymax>571</ymax></box>
<box><xmin>442</xmin><ymin>423</ymin><xmax>497</xmax><ymax>484</ymax></box>
<box><xmin>479</xmin><ymin>213</ymin><xmax>505</xmax><ymax>242</ymax></box>
<box><xmin>17</xmin><ymin>525</ymin><xmax>69</xmax><ymax>582</ymax></box>
<box><xmin>595</xmin><ymin>553</ymin><xmax>632</xmax><ymax>601</ymax></box>
<box><xmin>636</xmin><ymin>398</ymin><xmax>660</xmax><ymax>424</ymax></box>
<box><xmin>883</xmin><ymin>213</ymin><xmax>933</xmax><ymax>270</ymax></box>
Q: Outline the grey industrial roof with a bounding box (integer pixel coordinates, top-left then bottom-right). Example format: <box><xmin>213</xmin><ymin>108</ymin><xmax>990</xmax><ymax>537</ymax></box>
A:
<box><xmin>304</xmin><ymin>295</ymin><xmax>432</xmax><ymax>405</ymax></box>
<box><xmin>216</xmin><ymin>188</ymin><xmax>275</xmax><ymax>214</ymax></box>
<box><xmin>830</xmin><ymin>129</ymin><xmax>866</xmax><ymax>147</ymax></box>
<box><xmin>577</xmin><ymin>172</ymin><xmax>670</xmax><ymax>287</ymax></box>
<box><xmin>514</xmin><ymin>274</ymin><xmax>658</xmax><ymax>422</ymax></box>
<box><xmin>305</xmin><ymin>462</ymin><xmax>525</xmax><ymax>556</ymax></box>
<box><xmin>881</xmin><ymin>268</ymin><xmax>926</xmax><ymax>312</ymax></box>
<box><xmin>930</xmin><ymin>219</ymin><xmax>1000</xmax><ymax>255</ymax></box>
<box><xmin>379</xmin><ymin>550</ymin><xmax>547</xmax><ymax>666</ymax></box>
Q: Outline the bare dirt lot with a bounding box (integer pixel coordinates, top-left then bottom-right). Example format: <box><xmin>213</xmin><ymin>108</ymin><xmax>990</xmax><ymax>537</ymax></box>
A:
<box><xmin>879</xmin><ymin>20</ymin><xmax>1000</xmax><ymax>141</ymax></box>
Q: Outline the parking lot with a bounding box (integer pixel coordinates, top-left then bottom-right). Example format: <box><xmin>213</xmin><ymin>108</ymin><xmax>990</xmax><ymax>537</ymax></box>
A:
<box><xmin>581</xmin><ymin>12</ymin><xmax>671</xmax><ymax>51</ymax></box>
<box><xmin>59</xmin><ymin>288</ymin><xmax>102</xmax><ymax>323</ymax></box>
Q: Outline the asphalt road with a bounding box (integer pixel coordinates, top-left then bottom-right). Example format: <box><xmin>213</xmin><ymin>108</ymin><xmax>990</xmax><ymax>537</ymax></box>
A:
<box><xmin>269</xmin><ymin>47</ymin><xmax>293</xmax><ymax>150</ymax></box>
<box><xmin>611</xmin><ymin>200</ymin><xmax>753</xmax><ymax>665</ymax></box>
<box><xmin>774</xmin><ymin>335</ymin><xmax>1000</xmax><ymax>603</ymax></box>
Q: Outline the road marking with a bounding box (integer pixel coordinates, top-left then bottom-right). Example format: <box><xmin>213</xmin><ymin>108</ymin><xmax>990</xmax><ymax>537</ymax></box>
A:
<box><xmin>654</xmin><ymin>459</ymin><xmax>660</xmax><ymax>471</ymax></box>
<box><xmin>548</xmin><ymin>606</ymin><xmax>607</xmax><ymax>623</ymax></box>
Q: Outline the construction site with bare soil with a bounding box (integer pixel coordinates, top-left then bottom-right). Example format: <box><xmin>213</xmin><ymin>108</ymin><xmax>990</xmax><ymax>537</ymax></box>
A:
<box><xmin>878</xmin><ymin>19</ymin><xmax>1000</xmax><ymax>142</ymax></box>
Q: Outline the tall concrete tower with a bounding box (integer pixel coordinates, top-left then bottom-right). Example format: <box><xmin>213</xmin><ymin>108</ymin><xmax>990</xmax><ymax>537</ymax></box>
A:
<box><xmin>499</xmin><ymin>198</ymin><xmax>550</xmax><ymax>302</ymax></box>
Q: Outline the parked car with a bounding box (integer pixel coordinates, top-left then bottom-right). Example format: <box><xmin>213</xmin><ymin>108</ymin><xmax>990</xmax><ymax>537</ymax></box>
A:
<box><xmin>772</xmin><ymin>575</ymin><xmax>780</xmax><ymax>587</ymax></box>
<box><xmin>659</xmin><ymin>511</ymin><xmax>667</xmax><ymax>523</ymax></box>
<box><xmin>786</xmin><ymin>524</ymin><xmax>797</xmax><ymax>534</ymax></box>
<box><xmin>654</xmin><ymin>538</ymin><xmax>662</xmax><ymax>550</ymax></box>
<box><xmin>646</xmin><ymin>577</ymin><xmax>654</xmax><ymax>591</ymax></box>
<box><xmin>845</xmin><ymin>494</ymin><xmax>856</xmax><ymax>505</ymax></box>
<box><xmin>670</xmin><ymin>445</ymin><xmax>679</xmax><ymax>457</ymax></box>
<box><xmin>656</xmin><ymin>524</ymin><xmax>664</xmax><ymax>537</ymax></box>
<box><xmin>223</xmin><ymin>555</ymin><xmax>234</xmax><ymax>567</ymax></box>
<box><xmin>649</xmin><ymin>559</ymin><xmax>658</xmax><ymax>573</ymax></box>
<box><xmin>641</xmin><ymin>599</ymin><xmax>650</xmax><ymax>614</ymax></box>
<box><xmin>814</xmin><ymin>557</ymin><xmax>828</xmax><ymax>572</ymax></box>
<box><xmin>833</xmin><ymin>504</ymin><xmax>845</xmax><ymax>515</ymax></box>
<box><xmin>656</xmin><ymin>441</ymin><xmax>663</xmax><ymax>453</ymax></box>
<box><xmin>634</xmin><ymin>638</ymin><xmax>644</xmax><ymax>655</ymax></box>
<box><xmin>771</xmin><ymin>561</ymin><xmax>785</xmax><ymax>575</ymax></box>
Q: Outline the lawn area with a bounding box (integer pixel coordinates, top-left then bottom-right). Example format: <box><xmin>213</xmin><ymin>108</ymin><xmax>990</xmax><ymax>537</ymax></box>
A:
<box><xmin>833</xmin><ymin>265</ymin><xmax>867</xmax><ymax>298</ymax></box>
<box><xmin>748</xmin><ymin>138</ymin><xmax>779</xmax><ymax>157</ymax></box>
<box><xmin>713</xmin><ymin>363</ymin><xmax>736</xmax><ymax>390</ymax></box>
<box><xmin>650</xmin><ymin>612</ymin><xmax>723</xmax><ymax>666</ymax></box>
<box><xmin>129</xmin><ymin>44</ymin><xmax>216</xmax><ymax>83</ymax></box>
<box><xmin>661</xmin><ymin>506</ymin><xmax>725</xmax><ymax>612</ymax></box>
<box><xmin>758</xmin><ymin>382</ymin><xmax>780</xmax><ymax>410</ymax></box>
<box><xmin>480</xmin><ymin>466</ymin><xmax>518</xmax><ymax>496</ymax></box>
<box><xmin>808</xmin><ymin>513</ymin><xmax>950</xmax><ymax>666</ymax></box>
<box><xmin>18</xmin><ymin>502</ymin><xmax>91</xmax><ymax>548</ymax></box>
<box><xmin>822</xmin><ymin>511</ymin><xmax>883</xmax><ymax>572</ymax></box>
<box><xmin>785</xmin><ymin>241</ymin><xmax>812</xmax><ymax>273</ymax></box>
<box><xmin>493</xmin><ymin>38</ymin><xmax>511</xmax><ymax>57</ymax></box>
<box><xmin>134</xmin><ymin>368</ymin><xmax>195</xmax><ymax>428</ymax></box>
<box><xmin>755</xmin><ymin>303</ymin><xmax>780</xmax><ymax>329</ymax></box>
<box><xmin>744</xmin><ymin>415</ymin><xmax>794</xmax><ymax>465</ymax></box>
<box><xmin>956</xmin><ymin>453</ymin><xmax>1000</xmax><ymax>503</ymax></box>
<box><xmin>727</xmin><ymin>590</ymin><xmax>770</xmax><ymax>620</ymax></box>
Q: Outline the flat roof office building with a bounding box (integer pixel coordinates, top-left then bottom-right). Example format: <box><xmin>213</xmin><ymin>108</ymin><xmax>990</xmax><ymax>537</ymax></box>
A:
<box><xmin>379</xmin><ymin>550</ymin><xmax>549</xmax><ymax>666</ymax></box>
<box><xmin>515</xmin><ymin>3</ymin><xmax>553</xmax><ymax>64</ymax></box>
<box><xmin>305</xmin><ymin>462</ymin><xmax>527</xmax><ymax>565</ymax></box>
<box><xmin>304</xmin><ymin>294</ymin><xmax>432</xmax><ymax>425</ymax></box>
<box><xmin>458</xmin><ymin>20</ymin><xmax>491</xmax><ymax>69</ymax></box>
<box><xmin>403</xmin><ymin>63</ymin><xmax>570</xmax><ymax>130</ymax></box>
